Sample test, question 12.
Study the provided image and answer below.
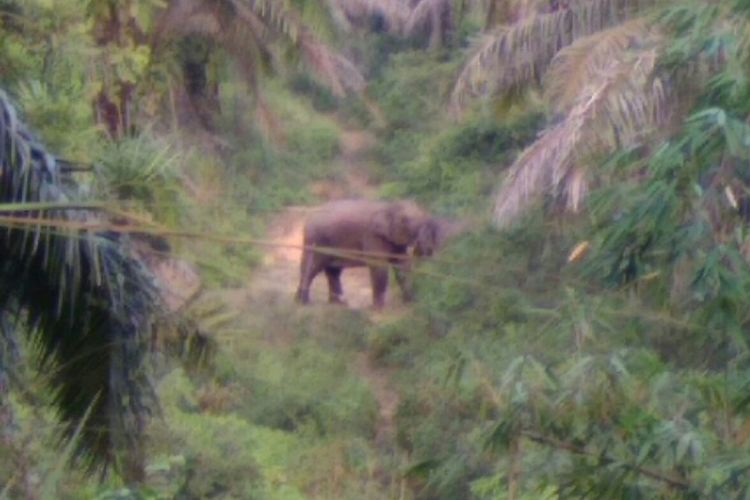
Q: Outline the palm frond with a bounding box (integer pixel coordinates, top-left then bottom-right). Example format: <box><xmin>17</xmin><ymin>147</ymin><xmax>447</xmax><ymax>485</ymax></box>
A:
<box><xmin>156</xmin><ymin>0</ymin><xmax>365</xmax><ymax>97</ymax></box>
<box><xmin>493</xmin><ymin>48</ymin><xmax>671</xmax><ymax>226</ymax></box>
<box><xmin>405</xmin><ymin>0</ymin><xmax>454</xmax><ymax>48</ymax></box>
<box><xmin>327</xmin><ymin>0</ymin><xmax>411</xmax><ymax>33</ymax></box>
<box><xmin>298</xmin><ymin>31</ymin><xmax>366</xmax><ymax>96</ymax></box>
<box><xmin>451</xmin><ymin>0</ymin><xmax>653</xmax><ymax>113</ymax></box>
<box><xmin>241</xmin><ymin>0</ymin><xmax>366</xmax><ymax>95</ymax></box>
<box><xmin>543</xmin><ymin>19</ymin><xmax>652</xmax><ymax>112</ymax></box>
<box><xmin>0</xmin><ymin>90</ymin><xmax>159</xmax><ymax>475</ymax></box>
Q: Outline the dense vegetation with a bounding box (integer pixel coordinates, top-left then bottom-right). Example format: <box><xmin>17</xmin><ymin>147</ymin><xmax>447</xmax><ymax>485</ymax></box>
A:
<box><xmin>3</xmin><ymin>0</ymin><xmax>750</xmax><ymax>498</ymax></box>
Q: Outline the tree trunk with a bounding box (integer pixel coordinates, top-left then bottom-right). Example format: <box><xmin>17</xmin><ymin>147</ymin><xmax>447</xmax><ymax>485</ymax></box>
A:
<box><xmin>91</xmin><ymin>0</ymin><xmax>145</xmax><ymax>139</ymax></box>
<box><xmin>180</xmin><ymin>37</ymin><xmax>220</xmax><ymax>131</ymax></box>
<box><xmin>508</xmin><ymin>435</ymin><xmax>522</xmax><ymax>499</ymax></box>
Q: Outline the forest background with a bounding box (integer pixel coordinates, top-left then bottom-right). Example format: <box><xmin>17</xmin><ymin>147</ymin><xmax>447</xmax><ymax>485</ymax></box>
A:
<box><xmin>3</xmin><ymin>0</ymin><xmax>750</xmax><ymax>498</ymax></box>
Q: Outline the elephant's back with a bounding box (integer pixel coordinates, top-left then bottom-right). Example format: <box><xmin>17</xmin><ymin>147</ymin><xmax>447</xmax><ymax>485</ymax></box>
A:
<box><xmin>301</xmin><ymin>199</ymin><xmax>385</xmax><ymax>252</ymax></box>
<box><xmin>305</xmin><ymin>199</ymin><xmax>385</xmax><ymax>229</ymax></box>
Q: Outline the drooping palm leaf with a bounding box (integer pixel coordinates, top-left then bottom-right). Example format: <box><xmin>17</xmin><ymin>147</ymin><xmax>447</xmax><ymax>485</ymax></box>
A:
<box><xmin>542</xmin><ymin>19</ymin><xmax>652</xmax><ymax>112</ymax></box>
<box><xmin>489</xmin><ymin>0</ymin><xmax>750</xmax><ymax>227</ymax></box>
<box><xmin>493</xmin><ymin>47</ymin><xmax>671</xmax><ymax>225</ymax></box>
<box><xmin>155</xmin><ymin>0</ymin><xmax>365</xmax><ymax>97</ymax></box>
<box><xmin>404</xmin><ymin>0</ymin><xmax>455</xmax><ymax>48</ymax></box>
<box><xmin>327</xmin><ymin>0</ymin><xmax>411</xmax><ymax>34</ymax></box>
<box><xmin>451</xmin><ymin>0</ymin><xmax>656</xmax><ymax>113</ymax></box>
<box><xmin>0</xmin><ymin>90</ymin><xmax>159</xmax><ymax>475</ymax></box>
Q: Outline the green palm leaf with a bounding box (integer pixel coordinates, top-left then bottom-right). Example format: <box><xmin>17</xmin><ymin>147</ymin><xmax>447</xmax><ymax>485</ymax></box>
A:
<box><xmin>0</xmin><ymin>90</ymin><xmax>159</xmax><ymax>476</ymax></box>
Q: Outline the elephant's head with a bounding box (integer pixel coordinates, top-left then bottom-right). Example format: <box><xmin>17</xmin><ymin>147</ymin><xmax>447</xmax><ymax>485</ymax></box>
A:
<box><xmin>371</xmin><ymin>200</ymin><xmax>431</xmax><ymax>247</ymax></box>
<box><xmin>414</xmin><ymin>219</ymin><xmax>439</xmax><ymax>257</ymax></box>
<box><xmin>414</xmin><ymin>216</ymin><xmax>471</xmax><ymax>257</ymax></box>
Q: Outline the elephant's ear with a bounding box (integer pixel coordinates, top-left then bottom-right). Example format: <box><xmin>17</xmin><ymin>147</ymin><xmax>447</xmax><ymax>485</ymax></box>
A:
<box><xmin>372</xmin><ymin>203</ymin><xmax>412</xmax><ymax>246</ymax></box>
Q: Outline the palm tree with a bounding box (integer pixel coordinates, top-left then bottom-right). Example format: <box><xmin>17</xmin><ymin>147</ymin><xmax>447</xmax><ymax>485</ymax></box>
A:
<box><xmin>328</xmin><ymin>0</ymin><xmax>462</xmax><ymax>49</ymax></box>
<box><xmin>152</xmin><ymin>0</ymin><xmax>365</xmax><ymax>132</ymax></box>
<box><xmin>404</xmin><ymin>0</ymin><xmax>456</xmax><ymax>49</ymax></box>
<box><xmin>449</xmin><ymin>0</ymin><xmax>750</xmax><ymax>232</ymax></box>
<box><xmin>451</xmin><ymin>0</ymin><xmax>681</xmax><ymax>225</ymax></box>
<box><xmin>88</xmin><ymin>0</ymin><xmax>150</xmax><ymax>139</ymax></box>
<box><xmin>0</xmin><ymin>90</ymin><xmax>159</xmax><ymax>482</ymax></box>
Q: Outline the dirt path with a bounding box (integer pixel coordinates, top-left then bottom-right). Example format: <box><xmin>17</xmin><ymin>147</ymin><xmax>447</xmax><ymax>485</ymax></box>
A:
<box><xmin>240</xmin><ymin>126</ymin><xmax>402</xmax><ymax>446</ymax></box>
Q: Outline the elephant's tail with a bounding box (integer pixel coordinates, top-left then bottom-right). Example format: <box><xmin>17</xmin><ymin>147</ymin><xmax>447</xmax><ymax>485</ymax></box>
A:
<box><xmin>295</xmin><ymin>241</ymin><xmax>316</xmax><ymax>303</ymax></box>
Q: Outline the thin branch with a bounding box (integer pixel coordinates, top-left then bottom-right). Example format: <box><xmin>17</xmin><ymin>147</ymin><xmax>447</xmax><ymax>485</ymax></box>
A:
<box><xmin>521</xmin><ymin>430</ymin><xmax>696</xmax><ymax>491</ymax></box>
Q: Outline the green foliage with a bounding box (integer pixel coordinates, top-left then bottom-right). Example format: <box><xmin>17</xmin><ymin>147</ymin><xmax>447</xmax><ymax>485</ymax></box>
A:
<box><xmin>216</xmin><ymin>304</ymin><xmax>377</xmax><ymax>437</ymax></box>
<box><xmin>371</xmin><ymin>51</ymin><xmax>459</xmax><ymax>138</ymax></box>
<box><xmin>383</xmin><ymin>111</ymin><xmax>544</xmax><ymax>210</ymax></box>
<box><xmin>372</xmin><ymin>214</ymin><xmax>750</xmax><ymax>496</ymax></box>
<box><xmin>287</xmin><ymin>120</ymin><xmax>341</xmax><ymax>165</ymax></box>
<box><xmin>370</xmin><ymin>48</ymin><xmax>544</xmax><ymax>210</ymax></box>
<box><xmin>94</xmin><ymin>134</ymin><xmax>185</xmax><ymax>226</ymax></box>
<box><xmin>15</xmin><ymin>80</ymin><xmax>100</xmax><ymax>161</ymax></box>
<box><xmin>242</xmin><ymin>342</ymin><xmax>378</xmax><ymax>436</ymax></box>
<box><xmin>289</xmin><ymin>72</ymin><xmax>338</xmax><ymax>113</ymax></box>
<box><xmin>130</xmin><ymin>303</ymin><xmax>394</xmax><ymax>499</ymax></box>
<box><xmin>219</xmin><ymin>82</ymin><xmax>342</xmax><ymax>212</ymax></box>
<box><xmin>15</xmin><ymin>0</ymin><xmax>750</xmax><ymax>498</ymax></box>
<box><xmin>0</xmin><ymin>90</ymin><xmax>158</xmax><ymax>476</ymax></box>
<box><xmin>0</xmin><ymin>1</ymin><xmax>101</xmax><ymax>159</ymax></box>
<box><xmin>152</xmin><ymin>368</ymin><xmax>307</xmax><ymax>499</ymax></box>
<box><xmin>364</xmin><ymin>3</ymin><xmax>750</xmax><ymax>494</ymax></box>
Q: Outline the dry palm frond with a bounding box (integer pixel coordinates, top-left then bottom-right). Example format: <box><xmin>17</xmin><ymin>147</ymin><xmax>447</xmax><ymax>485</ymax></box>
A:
<box><xmin>493</xmin><ymin>48</ymin><xmax>671</xmax><ymax>226</ymax></box>
<box><xmin>0</xmin><ymin>91</ymin><xmax>159</xmax><ymax>474</ymax></box>
<box><xmin>544</xmin><ymin>19</ymin><xmax>652</xmax><ymax>113</ymax></box>
<box><xmin>451</xmin><ymin>0</ymin><xmax>653</xmax><ymax>113</ymax></box>
<box><xmin>405</xmin><ymin>0</ymin><xmax>454</xmax><ymax>48</ymax></box>
<box><xmin>328</xmin><ymin>0</ymin><xmax>411</xmax><ymax>33</ymax></box>
<box><xmin>298</xmin><ymin>30</ymin><xmax>366</xmax><ymax>96</ymax></box>
<box><xmin>484</xmin><ymin>0</ymin><xmax>549</xmax><ymax>27</ymax></box>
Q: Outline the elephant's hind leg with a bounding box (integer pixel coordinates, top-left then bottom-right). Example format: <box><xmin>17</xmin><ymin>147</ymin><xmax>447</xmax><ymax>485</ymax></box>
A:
<box><xmin>324</xmin><ymin>267</ymin><xmax>346</xmax><ymax>304</ymax></box>
<box><xmin>296</xmin><ymin>247</ymin><xmax>321</xmax><ymax>304</ymax></box>
<box><xmin>393</xmin><ymin>262</ymin><xmax>414</xmax><ymax>302</ymax></box>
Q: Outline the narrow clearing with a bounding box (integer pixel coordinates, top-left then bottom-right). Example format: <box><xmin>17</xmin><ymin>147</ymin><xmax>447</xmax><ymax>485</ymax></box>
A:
<box><xmin>241</xmin><ymin>127</ymin><xmax>402</xmax><ymax>446</ymax></box>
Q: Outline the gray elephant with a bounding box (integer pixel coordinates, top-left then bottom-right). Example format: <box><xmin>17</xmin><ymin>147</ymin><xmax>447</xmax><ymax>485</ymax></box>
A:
<box><xmin>295</xmin><ymin>199</ymin><xmax>436</xmax><ymax>308</ymax></box>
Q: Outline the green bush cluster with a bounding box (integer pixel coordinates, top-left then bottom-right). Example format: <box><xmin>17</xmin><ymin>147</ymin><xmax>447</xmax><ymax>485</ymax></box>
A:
<box><xmin>219</xmin><ymin>83</ymin><xmax>342</xmax><ymax>214</ymax></box>
<box><xmin>152</xmin><ymin>368</ymin><xmax>308</xmax><ymax>499</ymax></box>
<box><xmin>136</xmin><ymin>302</ymin><xmax>394</xmax><ymax>498</ymax></box>
<box><xmin>384</xmin><ymin>113</ymin><xmax>543</xmax><ymax>210</ymax></box>
<box><xmin>370</xmin><ymin>52</ymin><xmax>458</xmax><ymax>136</ymax></box>
<box><xmin>368</xmin><ymin>50</ymin><xmax>544</xmax><ymax>210</ymax></box>
<box><xmin>237</xmin><ymin>340</ymin><xmax>378</xmax><ymax>437</ymax></box>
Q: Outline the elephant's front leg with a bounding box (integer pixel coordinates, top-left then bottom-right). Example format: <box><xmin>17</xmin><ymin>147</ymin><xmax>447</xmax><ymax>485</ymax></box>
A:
<box><xmin>368</xmin><ymin>264</ymin><xmax>389</xmax><ymax>309</ymax></box>
<box><xmin>393</xmin><ymin>259</ymin><xmax>414</xmax><ymax>302</ymax></box>
<box><xmin>325</xmin><ymin>267</ymin><xmax>346</xmax><ymax>304</ymax></box>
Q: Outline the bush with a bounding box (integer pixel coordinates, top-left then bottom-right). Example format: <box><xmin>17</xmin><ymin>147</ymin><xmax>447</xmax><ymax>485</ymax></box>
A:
<box><xmin>382</xmin><ymin>111</ymin><xmax>544</xmax><ymax>211</ymax></box>
<box><xmin>153</xmin><ymin>369</ymin><xmax>308</xmax><ymax>499</ymax></box>
<box><xmin>221</xmin><ymin>83</ymin><xmax>342</xmax><ymax>213</ymax></box>
<box><xmin>370</xmin><ymin>51</ymin><xmax>458</xmax><ymax>136</ymax></box>
<box><xmin>289</xmin><ymin>72</ymin><xmax>338</xmax><ymax>113</ymax></box>
<box><xmin>94</xmin><ymin>134</ymin><xmax>185</xmax><ymax>227</ymax></box>
<box><xmin>286</xmin><ymin>121</ymin><xmax>340</xmax><ymax>165</ymax></box>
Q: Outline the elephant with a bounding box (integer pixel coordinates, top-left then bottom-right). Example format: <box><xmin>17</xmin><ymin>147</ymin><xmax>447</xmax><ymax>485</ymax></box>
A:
<box><xmin>295</xmin><ymin>199</ymin><xmax>434</xmax><ymax>308</ymax></box>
